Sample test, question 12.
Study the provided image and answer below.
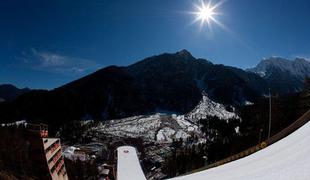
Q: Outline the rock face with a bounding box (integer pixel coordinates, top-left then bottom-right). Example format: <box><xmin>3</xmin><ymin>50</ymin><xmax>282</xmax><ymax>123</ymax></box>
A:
<box><xmin>247</xmin><ymin>57</ymin><xmax>310</xmax><ymax>94</ymax></box>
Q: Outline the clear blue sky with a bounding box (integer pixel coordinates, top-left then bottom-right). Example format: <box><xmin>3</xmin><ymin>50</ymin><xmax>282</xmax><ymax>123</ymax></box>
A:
<box><xmin>1</xmin><ymin>0</ymin><xmax>310</xmax><ymax>89</ymax></box>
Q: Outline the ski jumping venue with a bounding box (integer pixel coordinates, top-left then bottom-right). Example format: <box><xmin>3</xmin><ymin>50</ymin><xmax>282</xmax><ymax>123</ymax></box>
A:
<box><xmin>116</xmin><ymin>110</ymin><xmax>310</xmax><ymax>180</ymax></box>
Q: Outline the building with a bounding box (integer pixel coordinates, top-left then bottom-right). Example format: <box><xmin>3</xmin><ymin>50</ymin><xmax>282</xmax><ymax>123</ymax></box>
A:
<box><xmin>27</xmin><ymin>123</ymin><xmax>68</xmax><ymax>180</ymax></box>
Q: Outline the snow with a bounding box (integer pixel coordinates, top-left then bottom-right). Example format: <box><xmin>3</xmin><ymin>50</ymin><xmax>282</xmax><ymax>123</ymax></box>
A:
<box><xmin>92</xmin><ymin>93</ymin><xmax>240</xmax><ymax>144</ymax></box>
<box><xmin>244</xmin><ymin>101</ymin><xmax>254</xmax><ymax>106</ymax></box>
<box><xmin>187</xmin><ymin>94</ymin><xmax>239</xmax><ymax>121</ymax></box>
<box><xmin>248</xmin><ymin>57</ymin><xmax>310</xmax><ymax>78</ymax></box>
<box><xmin>63</xmin><ymin>146</ymin><xmax>87</xmax><ymax>161</ymax></box>
<box><xmin>116</xmin><ymin>121</ymin><xmax>310</xmax><ymax>180</ymax></box>
<box><xmin>1</xmin><ymin>120</ymin><xmax>27</xmax><ymax>127</ymax></box>
<box><xmin>156</xmin><ymin>127</ymin><xmax>176</xmax><ymax>142</ymax></box>
<box><xmin>94</xmin><ymin>113</ymin><xmax>201</xmax><ymax>143</ymax></box>
<box><xmin>170</xmin><ymin>121</ymin><xmax>310</xmax><ymax>180</ymax></box>
<box><xmin>96</xmin><ymin>114</ymin><xmax>162</xmax><ymax>141</ymax></box>
<box><xmin>117</xmin><ymin>146</ymin><xmax>146</xmax><ymax>180</ymax></box>
<box><xmin>234</xmin><ymin>126</ymin><xmax>240</xmax><ymax>134</ymax></box>
<box><xmin>174</xmin><ymin>130</ymin><xmax>190</xmax><ymax>140</ymax></box>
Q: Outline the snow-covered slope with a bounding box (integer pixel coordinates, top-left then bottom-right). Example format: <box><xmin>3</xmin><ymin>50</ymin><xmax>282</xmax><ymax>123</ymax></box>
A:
<box><xmin>186</xmin><ymin>94</ymin><xmax>239</xmax><ymax>122</ymax></box>
<box><xmin>93</xmin><ymin>114</ymin><xmax>201</xmax><ymax>143</ymax></box>
<box><xmin>93</xmin><ymin>94</ymin><xmax>239</xmax><ymax>143</ymax></box>
<box><xmin>170</xmin><ymin>121</ymin><xmax>310</xmax><ymax>180</ymax></box>
<box><xmin>116</xmin><ymin>121</ymin><xmax>310</xmax><ymax>180</ymax></box>
<box><xmin>117</xmin><ymin>146</ymin><xmax>147</xmax><ymax>180</ymax></box>
<box><xmin>248</xmin><ymin>57</ymin><xmax>310</xmax><ymax>78</ymax></box>
<box><xmin>247</xmin><ymin>57</ymin><xmax>310</xmax><ymax>94</ymax></box>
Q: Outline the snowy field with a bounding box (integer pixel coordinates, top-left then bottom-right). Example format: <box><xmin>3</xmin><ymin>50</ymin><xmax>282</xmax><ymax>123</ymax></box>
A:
<box><xmin>94</xmin><ymin>113</ymin><xmax>201</xmax><ymax>143</ymax></box>
<box><xmin>171</xmin><ymin>121</ymin><xmax>310</xmax><ymax>180</ymax></box>
<box><xmin>93</xmin><ymin>94</ymin><xmax>239</xmax><ymax>144</ymax></box>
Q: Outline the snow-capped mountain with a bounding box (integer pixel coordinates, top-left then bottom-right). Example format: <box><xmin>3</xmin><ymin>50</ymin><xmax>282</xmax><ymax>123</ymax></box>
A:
<box><xmin>248</xmin><ymin>57</ymin><xmax>310</xmax><ymax>78</ymax></box>
<box><xmin>247</xmin><ymin>57</ymin><xmax>310</xmax><ymax>94</ymax></box>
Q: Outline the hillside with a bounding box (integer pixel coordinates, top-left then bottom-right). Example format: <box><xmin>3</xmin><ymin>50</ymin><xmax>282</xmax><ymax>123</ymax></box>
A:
<box><xmin>0</xmin><ymin>84</ymin><xmax>30</xmax><ymax>102</ymax></box>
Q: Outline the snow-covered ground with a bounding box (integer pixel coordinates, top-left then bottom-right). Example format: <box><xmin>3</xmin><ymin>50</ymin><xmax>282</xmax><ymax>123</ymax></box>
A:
<box><xmin>186</xmin><ymin>94</ymin><xmax>239</xmax><ymax>122</ymax></box>
<box><xmin>170</xmin><ymin>121</ymin><xmax>310</xmax><ymax>180</ymax></box>
<box><xmin>93</xmin><ymin>113</ymin><xmax>201</xmax><ymax>143</ymax></box>
<box><xmin>1</xmin><ymin>120</ymin><xmax>27</xmax><ymax>127</ymax></box>
<box><xmin>63</xmin><ymin>146</ymin><xmax>88</xmax><ymax>161</ymax></box>
<box><xmin>92</xmin><ymin>93</ymin><xmax>241</xmax><ymax>178</ymax></box>
<box><xmin>93</xmin><ymin>94</ymin><xmax>239</xmax><ymax>144</ymax></box>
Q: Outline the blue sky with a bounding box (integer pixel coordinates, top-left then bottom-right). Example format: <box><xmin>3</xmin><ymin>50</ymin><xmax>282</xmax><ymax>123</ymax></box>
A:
<box><xmin>0</xmin><ymin>0</ymin><xmax>310</xmax><ymax>89</ymax></box>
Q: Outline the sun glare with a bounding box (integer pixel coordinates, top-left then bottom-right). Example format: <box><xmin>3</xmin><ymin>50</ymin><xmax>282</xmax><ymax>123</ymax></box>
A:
<box><xmin>197</xmin><ymin>4</ymin><xmax>215</xmax><ymax>23</ymax></box>
<box><xmin>191</xmin><ymin>0</ymin><xmax>223</xmax><ymax>29</ymax></box>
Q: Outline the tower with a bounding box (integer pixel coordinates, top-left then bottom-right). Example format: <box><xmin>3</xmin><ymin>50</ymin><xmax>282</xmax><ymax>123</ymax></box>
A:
<box><xmin>27</xmin><ymin>123</ymin><xmax>68</xmax><ymax>180</ymax></box>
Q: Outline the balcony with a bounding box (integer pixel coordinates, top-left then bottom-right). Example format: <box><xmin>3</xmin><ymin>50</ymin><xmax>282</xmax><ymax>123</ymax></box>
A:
<box><xmin>45</xmin><ymin>140</ymin><xmax>61</xmax><ymax>160</ymax></box>
<box><xmin>48</xmin><ymin>149</ymin><xmax>62</xmax><ymax>169</ymax></box>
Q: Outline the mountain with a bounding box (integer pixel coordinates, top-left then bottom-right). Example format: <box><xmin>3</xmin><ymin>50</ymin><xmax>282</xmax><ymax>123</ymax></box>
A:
<box><xmin>0</xmin><ymin>84</ymin><xmax>30</xmax><ymax>102</ymax></box>
<box><xmin>247</xmin><ymin>57</ymin><xmax>310</xmax><ymax>94</ymax></box>
<box><xmin>126</xmin><ymin>49</ymin><xmax>268</xmax><ymax>104</ymax></box>
<box><xmin>0</xmin><ymin>50</ymin><xmax>269</xmax><ymax>126</ymax></box>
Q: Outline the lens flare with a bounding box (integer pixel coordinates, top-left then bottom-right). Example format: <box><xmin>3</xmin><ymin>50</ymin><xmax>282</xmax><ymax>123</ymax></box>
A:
<box><xmin>197</xmin><ymin>3</ymin><xmax>215</xmax><ymax>23</ymax></box>
<box><xmin>191</xmin><ymin>0</ymin><xmax>224</xmax><ymax>30</ymax></box>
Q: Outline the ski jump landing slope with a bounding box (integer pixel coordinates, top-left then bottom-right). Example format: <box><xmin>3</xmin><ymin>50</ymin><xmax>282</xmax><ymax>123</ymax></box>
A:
<box><xmin>117</xmin><ymin>120</ymin><xmax>310</xmax><ymax>180</ymax></box>
<box><xmin>117</xmin><ymin>146</ymin><xmax>147</xmax><ymax>180</ymax></box>
<box><xmin>171</xmin><ymin>121</ymin><xmax>310</xmax><ymax>180</ymax></box>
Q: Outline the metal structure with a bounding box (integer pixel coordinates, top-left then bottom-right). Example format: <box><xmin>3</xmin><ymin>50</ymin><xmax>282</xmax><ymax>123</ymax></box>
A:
<box><xmin>268</xmin><ymin>88</ymin><xmax>272</xmax><ymax>139</ymax></box>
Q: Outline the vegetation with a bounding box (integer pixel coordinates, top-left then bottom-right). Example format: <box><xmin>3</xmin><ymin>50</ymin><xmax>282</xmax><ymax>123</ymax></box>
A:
<box><xmin>64</xmin><ymin>158</ymin><xmax>98</xmax><ymax>180</ymax></box>
<box><xmin>163</xmin><ymin>86</ymin><xmax>310</xmax><ymax>177</ymax></box>
<box><xmin>162</xmin><ymin>142</ymin><xmax>206</xmax><ymax>177</ymax></box>
<box><xmin>0</xmin><ymin>125</ymin><xmax>37</xmax><ymax>179</ymax></box>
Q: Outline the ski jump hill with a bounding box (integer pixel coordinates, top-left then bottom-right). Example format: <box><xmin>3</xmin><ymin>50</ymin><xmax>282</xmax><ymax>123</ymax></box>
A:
<box><xmin>116</xmin><ymin>110</ymin><xmax>310</xmax><ymax>180</ymax></box>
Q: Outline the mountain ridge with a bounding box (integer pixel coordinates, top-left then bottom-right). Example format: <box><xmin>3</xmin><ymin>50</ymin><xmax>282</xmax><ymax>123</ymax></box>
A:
<box><xmin>0</xmin><ymin>50</ymin><xmax>307</xmax><ymax>127</ymax></box>
<box><xmin>247</xmin><ymin>57</ymin><xmax>310</xmax><ymax>94</ymax></box>
<box><xmin>0</xmin><ymin>84</ymin><xmax>31</xmax><ymax>102</ymax></box>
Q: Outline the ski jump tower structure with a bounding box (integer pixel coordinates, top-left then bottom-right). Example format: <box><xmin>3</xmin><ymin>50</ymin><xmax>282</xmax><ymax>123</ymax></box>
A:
<box><xmin>27</xmin><ymin>123</ymin><xmax>68</xmax><ymax>180</ymax></box>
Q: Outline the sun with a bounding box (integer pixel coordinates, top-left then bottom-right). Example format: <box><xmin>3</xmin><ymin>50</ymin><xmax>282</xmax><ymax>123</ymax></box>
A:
<box><xmin>197</xmin><ymin>3</ymin><xmax>215</xmax><ymax>23</ymax></box>
<box><xmin>191</xmin><ymin>0</ymin><xmax>222</xmax><ymax>29</ymax></box>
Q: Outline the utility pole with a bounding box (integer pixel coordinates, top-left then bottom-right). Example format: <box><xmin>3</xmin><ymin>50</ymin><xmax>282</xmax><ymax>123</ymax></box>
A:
<box><xmin>258</xmin><ymin>128</ymin><xmax>263</xmax><ymax>144</ymax></box>
<box><xmin>268</xmin><ymin>88</ymin><xmax>272</xmax><ymax>139</ymax></box>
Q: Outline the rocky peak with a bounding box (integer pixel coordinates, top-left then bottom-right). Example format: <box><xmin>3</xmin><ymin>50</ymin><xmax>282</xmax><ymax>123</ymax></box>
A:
<box><xmin>175</xmin><ymin>49</ymin><xmax>195</xmax><ymax>60</ymax></box>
